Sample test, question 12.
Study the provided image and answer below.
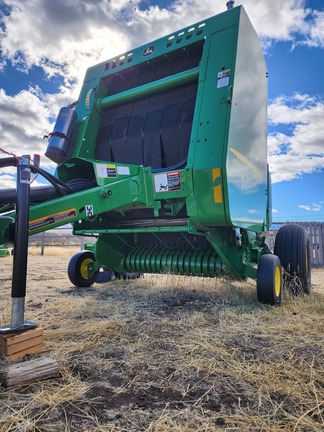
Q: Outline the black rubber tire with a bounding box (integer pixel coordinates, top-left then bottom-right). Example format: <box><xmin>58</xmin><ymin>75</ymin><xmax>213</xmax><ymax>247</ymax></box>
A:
<box><xmin>257</xmin><ymin>254</ymin><xmax>282</xmax><ymax>305</ymax></box>
<box><xmin>274</xmin><ymin>224</ymin><xmax>311</xmax><ymax>295</ymax></box>
<box><xmin>68</xmin><ymin>251</ymin><xmax>98</xmax><ymax>287</ymax></box>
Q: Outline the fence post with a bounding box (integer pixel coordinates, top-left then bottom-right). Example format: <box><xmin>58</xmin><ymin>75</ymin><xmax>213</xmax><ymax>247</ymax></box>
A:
<box><xmin>41</xmin><ymin>231</ymin><xmax>45</xmax><ymax>256</ymax></box>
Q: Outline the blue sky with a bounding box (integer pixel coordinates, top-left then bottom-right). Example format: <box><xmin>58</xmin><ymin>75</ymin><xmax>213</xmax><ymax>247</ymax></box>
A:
<box><xmin>0</xmin><ymin>0</ymin><xmax>323</xmax><ymax>222</ymax></box>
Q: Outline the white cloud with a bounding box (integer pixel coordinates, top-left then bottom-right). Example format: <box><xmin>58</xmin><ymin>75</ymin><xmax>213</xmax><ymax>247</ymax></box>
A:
<box><xmin>268</xmin><ymin>94</ymin><xmax>324</xmax><ymax>183</ymax></box>
<box><xmin>0</xmin><ymin>0</ymin><xmax>322</xmax><ymax>87</ymax></box>
<box><xmin>298</xmin><ymin>203</ymin><xmax>322</xmax><ymax>212</ymax></box>
<box><xmin>0</xmin><ymin>173</ymin><xmax>16</xmax><ymax>188</ymax></box>
<box><xmin>0</xmin><ymin>0</ymin><xmax>132</xmax><ymax>94</ymax></box>
<box><xmin>248</xmin><ymin>209</ymin><xmax>262</xmax><ymax>214</ymax></box>
<box><xmin>0</xmin><ymin>88</ymin><xmax>58</xmax><ymax>167</ymax></box>
<box><xmin>298</xmin><ymin>9</ymin><xmax>324</xmax><ymax>48</ymax></box>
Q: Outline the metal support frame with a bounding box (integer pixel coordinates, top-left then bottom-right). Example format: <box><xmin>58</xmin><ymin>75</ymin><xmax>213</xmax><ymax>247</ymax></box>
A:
<box><xmin>0</xmin><ymin>155</ymin><xmax>38</xmax><ymax>334</ymax></box>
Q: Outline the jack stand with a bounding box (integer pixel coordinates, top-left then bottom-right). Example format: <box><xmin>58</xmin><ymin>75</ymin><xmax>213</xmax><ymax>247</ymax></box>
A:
<box><xmin>0</xmin><ymin>155</ymin><xmax>38</xmax><ymax>336</ymax></box>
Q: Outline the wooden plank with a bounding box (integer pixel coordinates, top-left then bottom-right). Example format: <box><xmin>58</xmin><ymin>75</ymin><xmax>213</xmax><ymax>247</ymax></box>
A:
<box><xmin>0</xmin><ymin>327</ymin><xmax>44</xmax><ymax>359</ymax></box>
<box><xmin>0</xmin><ymin>357</ymin><xmax>60</xmax><ymax>388</ymax></box>
<box><xmin>1</xmin><ymin>336</ymin><xmax>44</xmax><ymax>355</ymax></box>
<box><xmin>308</xmin><ymin>223</ymin><xmax>314</xmax><ymax>267</ymax></box>
<box><xmin>0</xmin><ymin>327</ymin><xmax>43</xmax><ymax>347</ymax></box>
<box><xmin>318</xmin><ymin>223</ymin><xmax>324</xmax><ymax>267</ymax></box>
<box><xmin>4</xmin><ymin>343</ymin><xmax>44</xmax><ymax>360</ymax></box>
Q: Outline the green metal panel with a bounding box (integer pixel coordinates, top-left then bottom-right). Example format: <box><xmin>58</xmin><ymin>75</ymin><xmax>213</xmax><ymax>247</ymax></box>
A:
<box><xmin>0</xmin><ymin>247</ymin><xmax>10</xmax><ymax>257</ymax></box>
<box><xmin>97</xmin><ymin>68</ymin><xmax>200</xmax><ymax>111</ymax></box>
<box><xmin>186</xmin><ymin>24</ymin><xmax>237</xmax><ymax>227</ymax></box>
<box><xmin>225</xmin><ymin>8</ymin><xmax>268</xmax><ymax>232</ymax></box>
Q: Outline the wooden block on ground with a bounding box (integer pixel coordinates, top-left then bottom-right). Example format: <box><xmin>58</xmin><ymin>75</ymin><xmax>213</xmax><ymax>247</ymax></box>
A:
<box><xmin>0</xmin><ymin>327</ymin><xmax>44</xmax><ymax>360</ymax></box>
<box><xmin>0</xmin><ymin>357</ymin><xmax>60</xmax><ymax>388</ymax></box>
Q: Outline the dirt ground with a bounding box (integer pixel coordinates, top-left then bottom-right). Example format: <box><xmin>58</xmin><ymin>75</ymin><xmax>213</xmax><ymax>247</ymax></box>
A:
<box><xmin>0</xmin><ymin>254</ymin><xmax>323</xmax><ymax>431</ymax></box>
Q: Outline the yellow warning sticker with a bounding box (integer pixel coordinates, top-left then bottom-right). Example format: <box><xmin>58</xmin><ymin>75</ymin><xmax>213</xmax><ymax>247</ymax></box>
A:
<box><xmin>29</xmin><ymin>209</ymin><xmax>77</xmax><ymax>232</ymax></box>
<box><xmin>96</xmin><ymin>163</ymin><xmax>117</xmax><ymax>178</ymax></box>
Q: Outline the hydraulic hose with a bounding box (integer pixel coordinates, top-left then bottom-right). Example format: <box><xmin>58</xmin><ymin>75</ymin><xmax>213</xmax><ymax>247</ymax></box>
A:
<box><xmin>152</xmin><ymin>158</ymin><xmax>187</xmax><ymax>173</ymax></box>
<box><xmin>0</xmin><ymin>178</ymin><xmax>97</xmax><ymax>205</ymax></box>
<box><xmin>0</xmin><ymin>157</ymin><xmax>18</xmax><ymax>168</ymax></box>
<box><xmin>29</xmin><ymin>164</ymin><xmax>73</xmax><ymax>195</ymax></box>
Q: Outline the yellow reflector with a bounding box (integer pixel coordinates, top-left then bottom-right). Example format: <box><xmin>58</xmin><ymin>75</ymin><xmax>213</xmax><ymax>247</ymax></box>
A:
<box><xmin>214</xmin><ymin>185</ymin><xmax>223</xmax><ymax>204</ymax></box>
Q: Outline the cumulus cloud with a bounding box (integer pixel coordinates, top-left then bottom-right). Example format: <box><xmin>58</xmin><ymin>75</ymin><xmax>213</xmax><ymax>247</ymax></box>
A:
<box><xmin>298</xmin><ymin>9</ymin><xmax>324</xmax><ymax>48</ymax></box>
<box><xmin>0</xmin><ymin>0</ymin><xmax>322</xmax><ymax>85</ymax></box>
<box><xmin>298</xmin><ymin>203</ymin><xmax>322</xmax><ymax>212</ymax></box>
<box><xmin>0</xmin><ymin>0</ymin><xmax>135</xmax><ymax>85</ymax></box>
<box><xmin>268</xmin><ymin>94</ymin><xmax>324</xmax><ymax>183</ymax></box>
<box><xmin>0</xmin><ymin>87</ymin><xmax>58</xmax><ymax>167</ymax></box>
<box><xmin>0</xmin><ymin>173</ymin><xmax>16</xmax><ymax>188</ymax></box>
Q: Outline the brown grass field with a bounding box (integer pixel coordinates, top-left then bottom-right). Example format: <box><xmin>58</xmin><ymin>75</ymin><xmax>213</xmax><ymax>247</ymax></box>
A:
<box><xmin>0</xmin><ymin>250</ymin><xmax>323</xmax><ymax>431</ymax></box>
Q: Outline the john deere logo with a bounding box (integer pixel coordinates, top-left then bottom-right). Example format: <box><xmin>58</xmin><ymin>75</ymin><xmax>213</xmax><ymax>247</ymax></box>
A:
<box><xmin>142</xmin><ymin>45</ymin><xmax>155</xmax><ymax>57</ymax></box>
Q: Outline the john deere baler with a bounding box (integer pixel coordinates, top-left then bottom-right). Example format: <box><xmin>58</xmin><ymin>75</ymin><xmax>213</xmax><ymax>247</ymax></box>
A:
<box><xmin>0</xmin><ymin>5</ymin><xmax>311</xmax><ymax>311</ymax></box>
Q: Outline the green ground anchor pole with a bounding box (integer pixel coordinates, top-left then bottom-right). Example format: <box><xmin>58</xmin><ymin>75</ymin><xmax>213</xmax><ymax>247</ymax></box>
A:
<box><xmin>0</xmin><ymin>155</ymin><xmax>38</xmax><ymax>334</ymax></box>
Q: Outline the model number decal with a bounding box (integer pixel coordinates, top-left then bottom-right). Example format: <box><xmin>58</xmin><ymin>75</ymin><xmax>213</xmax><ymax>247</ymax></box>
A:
<box><xmin>29</xmin><ymin>209</ymin><xmax>77</xmax><ymax>232</ymax></box>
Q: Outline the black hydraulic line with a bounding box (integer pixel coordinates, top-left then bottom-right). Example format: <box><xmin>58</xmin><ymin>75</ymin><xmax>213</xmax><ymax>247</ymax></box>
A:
<box><xmin>29</xmin><ymin>164</ymin><xmax>72</xmax><ymax>196</ymax></box>
<box><xmin>152</xmin><ymin>158</ymin><xmax>187</xmax><ymax>173</ymax></box>
<box><xmin>0</xmin><ymin>157</ymin><xmax>17</xmax><ymax>168</ymax></box>
<box><xmin>29</xmin><ymin>164</ymin><xmax>73</xmax><ymax>190</ymax></box>
<box><xmin>66</xmin><ymin>178</ymin><xmax>97</xmax><ymax>191</ymax></box>
<box><xmin>0</xmin><ymin>185</ymin><xmax>59</xmax><ymax>204</ymax></box>
<box><xmin>0</xmin><ymin>178</ymin><xmax>97</xmax><ymax>205</ymax></box>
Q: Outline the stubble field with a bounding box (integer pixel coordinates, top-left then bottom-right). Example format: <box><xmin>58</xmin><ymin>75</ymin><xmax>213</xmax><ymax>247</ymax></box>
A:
<box><xmin>0</xmin><ymin>252</ymin><xmax>324</xmax><ymax>431</ymax></box>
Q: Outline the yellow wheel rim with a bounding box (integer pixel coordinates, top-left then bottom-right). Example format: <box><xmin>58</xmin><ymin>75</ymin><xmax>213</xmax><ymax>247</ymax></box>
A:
<box><xmin>274</xmin><ymin>266</ymin><xmax>281</xmax><ymax>297</ymax></box>
<box><xmin>80</xmin><ymin>258</ymin><xmax>93</xmax><ymax>280</ymax></box>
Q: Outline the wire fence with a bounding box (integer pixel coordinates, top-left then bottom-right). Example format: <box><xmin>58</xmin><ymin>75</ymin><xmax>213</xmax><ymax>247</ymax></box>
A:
<box><xmin>28</xmin><ymin>226</ymin><xmax>94</xmax><ymax>255</ymax></box>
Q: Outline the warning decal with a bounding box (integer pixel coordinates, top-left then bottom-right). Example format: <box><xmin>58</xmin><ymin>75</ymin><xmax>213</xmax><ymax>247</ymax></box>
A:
<box><xmin>29</xmin><ymin>209</ymin><xmax>77</xmax><ymax>232</ymax></box>
<box><xmin>107</xmin><ymin>164</ymin><xmax>117</xmax><ymax>177</ymax></box>
<box><xmin>154</xmin><ymin>171</ymin><xmax>182</xmax><ymax>193</ymax></box>
<box><xmin>96</xmin><ymin>163</ymin><xmax>117</xmax><ymax>178</ymax></box>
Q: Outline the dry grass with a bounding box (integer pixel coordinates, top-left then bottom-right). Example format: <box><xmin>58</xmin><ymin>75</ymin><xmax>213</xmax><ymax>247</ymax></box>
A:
<box><xmin>28</xmin><ymin>246</ymin><xmax>80</xmax><ymax>257</ymax></box>
<box><xmin>0</xmin><ymin>254</ymin><xmax>323</xmax><ymax>431</ymax></box>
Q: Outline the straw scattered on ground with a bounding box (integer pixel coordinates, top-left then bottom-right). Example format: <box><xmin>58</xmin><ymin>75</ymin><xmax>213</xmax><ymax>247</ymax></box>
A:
<box><xmin>0</xmin><ymin>254</ymin><xmax>323</xmax><ymax>431</ymax></box>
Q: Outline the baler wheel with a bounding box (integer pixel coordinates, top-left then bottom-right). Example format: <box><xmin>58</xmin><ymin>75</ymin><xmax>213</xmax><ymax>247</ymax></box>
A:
<box><xmin>68</xmin><ymin>251</ymin><xmax>98</xmax><ymax>287</ymax></box>
<box><xmin>257</xmin><ymin>254</ymin><xmax>282</xmax><ymax>305</ymax></box>
<box><xmin>274</xmin><ymin>224</ymin><xmax>311</xmax><ymax>295</ymax></box>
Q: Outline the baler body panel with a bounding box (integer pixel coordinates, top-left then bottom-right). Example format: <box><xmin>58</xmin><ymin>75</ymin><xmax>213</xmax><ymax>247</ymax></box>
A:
<box><xmin>226</xmin><ymin>9</ymin><xmax>268</xmax><ymax>231</ymax></box>
<box><xmin>64</xmin><ymin>6</ymin><xmax>268</xmax><ymax>235</ymax></box>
